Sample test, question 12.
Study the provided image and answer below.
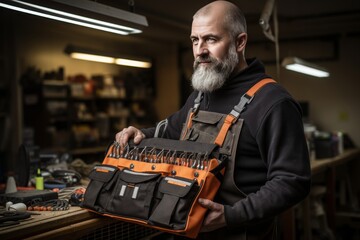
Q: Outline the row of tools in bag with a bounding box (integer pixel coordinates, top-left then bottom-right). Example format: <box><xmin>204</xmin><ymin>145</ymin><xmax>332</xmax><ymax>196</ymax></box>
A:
<box><xmin>107</xmin><ymin>141</ymin><xmax>211</xmax><ymax>170</ymax></box>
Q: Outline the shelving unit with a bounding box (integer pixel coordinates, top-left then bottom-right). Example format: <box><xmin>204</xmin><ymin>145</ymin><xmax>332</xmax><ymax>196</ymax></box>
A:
<box><xmin>22</xmin><ymin>69</ymin><xmax>157</xmax><ymax>162</ymax></box>
<box><xmin>0</xmin><ymin>87</ymin><xmax>10</xmax><ymax>175</ymax></box>
<box><xmin>0</xmin><ymin>11</ymin><xmax>13</xmax><ymax>182</ymax></box>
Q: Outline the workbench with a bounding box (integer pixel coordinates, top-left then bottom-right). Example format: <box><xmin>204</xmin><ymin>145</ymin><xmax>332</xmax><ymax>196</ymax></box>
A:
<box><xmin>1</xmin><ymin>149</ymin><xmax>359</xmax><ymax>240</ymax></box>
<box><xmin>0</xmin><ymin>205</ymin><xmax>162</xmax><ymax>240</ymax></box>
<box><xmin>0</xmin><ymin>207</ymin><xmax>114</xmax><ymax>240</ymax></box>
<box><xmin>282</xmin><ymin>148</ymin><xmax>360</xmax><ymax>240</ymax></box>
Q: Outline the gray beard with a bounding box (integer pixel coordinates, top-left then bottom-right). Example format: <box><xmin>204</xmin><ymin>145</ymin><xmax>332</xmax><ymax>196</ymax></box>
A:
<box><xmin>191</xmin><ymin>45</ymin><xmax>239</xmax><ymax>93</ymax></box>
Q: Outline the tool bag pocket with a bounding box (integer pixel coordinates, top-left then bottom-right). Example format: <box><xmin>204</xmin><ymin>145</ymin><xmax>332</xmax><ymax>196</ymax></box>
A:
<box><xmin>149</xmin><ymin>176</ymin><xmax>200</xmax><ymax>229</ymax></box>
<box><xmin>107</xmin><ymin>169</ymin><xmax>161</xmax><ymax>220</ymax></box>
<box><xmin>82</xmin><ymin>165</ymin><xmax>119</xmax><ymax>212</ymax></box>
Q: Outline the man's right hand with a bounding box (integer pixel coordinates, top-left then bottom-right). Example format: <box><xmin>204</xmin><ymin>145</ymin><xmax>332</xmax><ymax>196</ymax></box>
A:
<box><xmin>115</xmin><ymin>126</ymin><xmax>145</xmax><ymax>148</ymax></box>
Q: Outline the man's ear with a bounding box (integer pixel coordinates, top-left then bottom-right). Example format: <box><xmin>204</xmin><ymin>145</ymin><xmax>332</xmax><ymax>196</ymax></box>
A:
<box><xmin>236</xmin><ymin>33</ymin><xmax>247</xmax><ymax>52</ymax></box>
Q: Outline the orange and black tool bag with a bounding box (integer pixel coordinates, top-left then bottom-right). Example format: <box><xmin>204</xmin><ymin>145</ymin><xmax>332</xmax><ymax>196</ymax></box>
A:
<box><xmin>81</xmin><ymin>78</ymin><xmax>276</xmax><ymax>239</ymax></box>
<box><xmin>82</xmin><ymin>138</ymin><xmax>226</xmax><ymax>239</ymax></box>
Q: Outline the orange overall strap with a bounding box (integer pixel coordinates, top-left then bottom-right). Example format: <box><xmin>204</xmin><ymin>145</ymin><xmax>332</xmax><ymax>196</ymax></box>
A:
<box><xmin>180</xmin><ymin>111</ymin><xmax>195</xmax><ymax>140</ymax></box>
<box><xmin>246</xmin><ymin>78</ymin><xmax>276</xmax><ymax>97</ymax></box>
<box><xmin>214</xmin><ymin>78</ymin><xmax>276</xmax><ymax>147</ymax></box>
<box><xmin>213</xmin><ymin>114</ymin><xmax>237</xmax><ymax>147</ymax></box>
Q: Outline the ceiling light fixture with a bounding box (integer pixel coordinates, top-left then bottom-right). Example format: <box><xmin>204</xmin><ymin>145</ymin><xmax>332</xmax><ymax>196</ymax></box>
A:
<box><xmin>70</xmin><ymin>52</ymin><xmax>115</xmax><ymax>64</ymax></box>
<box><xmin>0</xmin><ymin>0</ymin><xmax>148</xmax><ymax>35</ymax></box>
<box><xmin>64</xmin><ymin>45</ymin><xmax>152</xmax><ymax>69</ymax></box>
<box><xmin>282</xmin><ymin>57</ymin><xmax>330</xmax><ymax>78</ymax></box>
<box><xmin>115</xmin><ymin>58</ymin><xmax>152</xmax><ymax>69</ymax></box>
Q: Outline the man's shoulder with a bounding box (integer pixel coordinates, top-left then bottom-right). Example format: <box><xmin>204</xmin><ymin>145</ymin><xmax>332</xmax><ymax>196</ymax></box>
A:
<box><xmin>244</xmin><ymin>82</ymin><xmax>299</xmax><ymax>118</ymax></box>
<box><xmin>255</xmin><ymin>80</ymin><xmax>294</xmax><ymax>103</ymax></box>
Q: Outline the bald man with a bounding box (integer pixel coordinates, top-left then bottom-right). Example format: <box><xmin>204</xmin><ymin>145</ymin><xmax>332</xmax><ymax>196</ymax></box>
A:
<box><xmin>116</xmin><ymin>1</ymin><xmax>311</xmax><ymax>239</ymax></box>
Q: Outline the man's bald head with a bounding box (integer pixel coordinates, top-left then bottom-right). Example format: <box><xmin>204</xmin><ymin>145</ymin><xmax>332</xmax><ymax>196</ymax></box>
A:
<box><xmin>193</xmin><ymin>1</ymin><xmax>247</xmax><ymax>38</ymax></box>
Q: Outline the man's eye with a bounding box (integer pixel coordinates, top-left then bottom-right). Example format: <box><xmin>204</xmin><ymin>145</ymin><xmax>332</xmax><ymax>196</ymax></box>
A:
<box><xmin>191</xmin><ymin>39</ymin><xmax>198</xmax><ymax>45</ymax></box>
<box><xmin>207</xmin><ymin>38</ymin><xmax>216</xmax><ymax>43</ymax></box>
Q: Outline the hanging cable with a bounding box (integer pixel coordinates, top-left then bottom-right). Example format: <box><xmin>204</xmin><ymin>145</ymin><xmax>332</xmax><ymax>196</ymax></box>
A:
<box><xmin>259</xmin><ymin>0</ymin><xmax>275</xmax><ymax>41</ymax></box>
<box><xmin>273</xmin><ymin>2</ymin><xmax>280</xmax><ymax>80</ymax></box>
<box><xmin>128</xmin><ymin>0</ymin><xmax>135</xmax><ymax>12</ymax></box>
<box><xmin>259</xmin><ymin>0</ymin><xmax>280</xmax><ymax>81</ymax></box>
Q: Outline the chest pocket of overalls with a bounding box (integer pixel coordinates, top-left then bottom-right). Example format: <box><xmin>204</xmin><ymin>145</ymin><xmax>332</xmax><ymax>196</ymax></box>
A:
<box><xmin>181</xmin><ymin>110</ymin><xmax>241</xmax><ymax>160</ymax></box>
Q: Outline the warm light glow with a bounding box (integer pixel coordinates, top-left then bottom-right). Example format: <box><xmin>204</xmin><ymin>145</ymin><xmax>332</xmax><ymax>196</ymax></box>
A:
<box><xmin>70</xmin><ymin>53</ymin><xmax>115</xmax><ymax>64</ymax></box>
<box><xmin>115</xmin><ymin>58</ymin><xmax>152</xmax><ymax>68</ymax></box>
<box><xmin>68</xmin><ymin>51</ymin><xmax>152</xmax><ymax>69</ymax></box>
<box><xmin>285</xmin><ymin>64</ymin><xmax>330</xmax><ymax>78</ymax></box>
<box><xmin>0</xmin><ymin>0</ymin><xmax>143</xmax><ymax>35</ymax></box>
<box><xmin>282</xmin><ymin>57</ymin><xmax>330</xmax><ymax>78</ymax></box>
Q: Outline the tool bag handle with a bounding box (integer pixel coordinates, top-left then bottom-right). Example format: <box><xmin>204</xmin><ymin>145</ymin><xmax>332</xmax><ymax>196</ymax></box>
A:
<box><xmin>130</xmin><ymin>138</ymin><xmax>219</xmax><ymax>156</ymax></box>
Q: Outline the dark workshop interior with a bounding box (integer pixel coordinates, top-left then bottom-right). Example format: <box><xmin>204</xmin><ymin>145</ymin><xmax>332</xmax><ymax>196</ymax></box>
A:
<box><xmin>0</xmin><ymin>0</ymin><xmax>360</xmax><ymax>239</ymax></box>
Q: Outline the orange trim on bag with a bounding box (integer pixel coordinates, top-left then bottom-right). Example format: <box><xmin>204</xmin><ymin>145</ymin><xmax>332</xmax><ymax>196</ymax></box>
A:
<box><xmin>103</xmin><ymin>157</ymin><xmax>123</xmax><ymax>168</ymax></box>
<box><xmin>96</xmin><ymin>169</ymin><xmax>109</xmax><ymax>173</ymax></box>
<box><xmin>172</xmin><ymin>165</ymin><xmax>206</xmax><ymax>183</ymax></box>
<box><xmin>167</xmin><ymin>180</ymin><xmax>187</xmax><ymax>187</ymax></box>
<box><xmin>134</xmin><ymin>161</ymin><xmax>172</xmax><ymax>174</ymax></box>
<box><xmin>184</xmin><ymin>172</ymin><xmax>222</xmax><ymax>238</ymax></box>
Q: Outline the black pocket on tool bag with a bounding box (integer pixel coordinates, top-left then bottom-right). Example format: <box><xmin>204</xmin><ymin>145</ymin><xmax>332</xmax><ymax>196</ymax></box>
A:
<box><xmin>149</xmin><ymin>176</ymin><xmax>200</xmax><ymax>230</ymax></box>
<box><xmin>107</xmin><ymin>169</ymin><xmax>161</xmax><ymax>220</ymax></box>
<box><xmin>83</xmin><ymin>165</ymin><xmax>119</xmax><ymax>211</ymax></box>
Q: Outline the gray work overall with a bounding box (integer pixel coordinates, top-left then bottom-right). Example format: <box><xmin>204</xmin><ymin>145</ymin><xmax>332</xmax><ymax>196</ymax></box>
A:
<box><xmin>180</xmin><ymin>79</ymin><xmax>276</xmax><ymax>240</ymax></box>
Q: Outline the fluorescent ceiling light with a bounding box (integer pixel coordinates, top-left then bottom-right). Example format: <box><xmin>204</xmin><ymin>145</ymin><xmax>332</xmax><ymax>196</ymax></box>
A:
<box><xmin>65</xmin><ymin>45</ymin><xmax>152</xmax><ymax>69</ymax></box>
<box><xmin>115</xmin><ymin>58</ymin><xmax>152</xmax><ymax>68</ymax></box>
<box><xmin>0</xmin><ymin>0</ymin><xmax>148</xmax><ymax>35</ymax></box>
<box><xmin>70</xmin><ymin>53</ymin><xmax>115</xmax><ymax>64</ymax></box>
<box><xmin>282</xmin><ymin>57</ymin><xmax>330</xmax><ymax>78</ymax></box>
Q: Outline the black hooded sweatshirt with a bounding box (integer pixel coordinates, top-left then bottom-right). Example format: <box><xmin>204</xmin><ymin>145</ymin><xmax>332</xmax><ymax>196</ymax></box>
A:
<box><xmin>142</xmin><ymin>58</ymin><xmax>311</xmax><ymax>229</ymax></box>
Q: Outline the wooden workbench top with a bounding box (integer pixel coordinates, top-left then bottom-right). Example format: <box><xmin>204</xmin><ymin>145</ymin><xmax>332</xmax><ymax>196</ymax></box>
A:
<box><xmin>310</xmin><ymin>148</ymin><xmax>360</xmax><ymax>175</ymax></box>
<box><xmin>0</xmin><ymin>207</ymin><xmax>109</xmax><ymax>240</ymax></box>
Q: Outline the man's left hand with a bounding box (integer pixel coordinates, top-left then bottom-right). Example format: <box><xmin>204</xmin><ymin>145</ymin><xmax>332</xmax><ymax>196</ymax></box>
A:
<box><xmin>198</xmin><ymin>198</ymin><xmax>226</xmax><ymax>232</ymax></box>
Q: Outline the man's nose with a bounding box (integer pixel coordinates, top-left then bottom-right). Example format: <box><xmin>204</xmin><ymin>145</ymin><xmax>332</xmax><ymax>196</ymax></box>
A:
<box><xmin>194</xmin><ymin>42</ymin><xmax>209</xmax><ymax>57</ymax></box>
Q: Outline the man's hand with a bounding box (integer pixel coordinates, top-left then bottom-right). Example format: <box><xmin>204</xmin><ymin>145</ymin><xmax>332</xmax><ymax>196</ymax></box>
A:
<box><xmin>198</xmin><ymin>198</ymin><xmax>226</xmax><ymax>232</ymax></box>
<box><xmin>115</xmin><ymin>126</ymin><xmax>145</xmax><ymax>148</ymax></box>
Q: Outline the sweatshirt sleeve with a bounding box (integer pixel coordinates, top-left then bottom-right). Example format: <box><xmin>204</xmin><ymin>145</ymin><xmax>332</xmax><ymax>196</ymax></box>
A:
<box><xmin>224</xmin><ymin>99</ymin><xmax>311</xmax><ymax>228</ymax></box>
